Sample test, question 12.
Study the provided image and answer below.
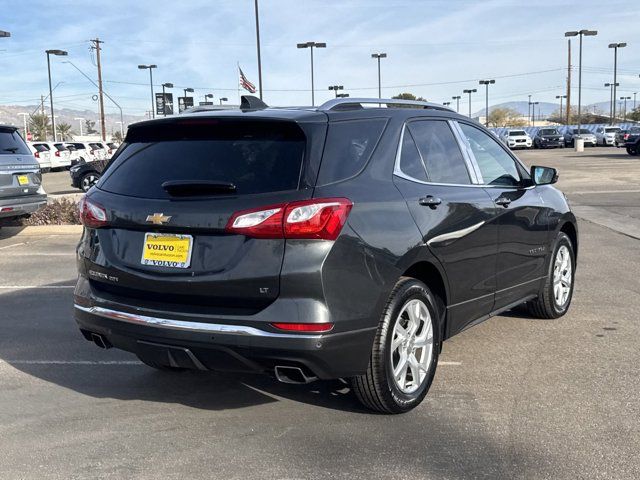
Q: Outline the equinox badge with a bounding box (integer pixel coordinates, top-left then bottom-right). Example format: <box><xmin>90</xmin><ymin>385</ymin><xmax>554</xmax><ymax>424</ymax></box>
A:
<box><xmin>146</xmin><ymin>213</ymin><xmax>171</xmax><ymax>225</ymax></box>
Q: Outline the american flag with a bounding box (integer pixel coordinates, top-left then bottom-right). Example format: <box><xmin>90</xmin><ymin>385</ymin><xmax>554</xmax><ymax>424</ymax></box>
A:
<box><xmin>238</xmin><ymin>67</ymin><xmax>257</xmax><ymax>93</ymax></box>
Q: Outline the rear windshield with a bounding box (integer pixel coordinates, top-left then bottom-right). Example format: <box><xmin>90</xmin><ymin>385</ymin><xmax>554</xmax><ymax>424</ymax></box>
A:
<box><xmin>605</xmin><ymin>127</ymin><xmax>620</xmax><ymax>133</ymax></box>
<box><xmin>99</xmin><ymin>120</ymin><xmax>307</xmax><ymax>199</ymax></box>
<box><xmin>509</xmin><ymin>131</ymin><xmax>526</xmax><ymax>136</ymax></box>
<box><xmin>89</xmin><ymin>143</ymin><xmax>103</xmax><ymax>149</ymax></box>
<box><xmin>0</xmin><ymin>128</ymin><xmax>31</xmax><ymax>155</ymax></box>
<box><xmin>53</xmin><ymin>144</ymin><xmax>67</xmax><ymax>151</ymax></box>
<box><xmin>68</xmin><ymin>143</ymin><xmax>85</xmax><ymax>149</ymax></box>
<box><xmin>33</xmin><ymin>144</ymin><xmax>49</xmax><ymax>152</ymax></box>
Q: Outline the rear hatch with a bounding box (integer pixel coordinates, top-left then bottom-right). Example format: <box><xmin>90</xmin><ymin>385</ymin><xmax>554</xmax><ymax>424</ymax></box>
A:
<box><xmin>83</xmin><ymin>117</ymin><xmax>323</xmax><ymax>314</ymax></box>
<box><xmin>0</xmin><ymin>127</ymin><xmax>42</xmax><ymax>200</ymax></box>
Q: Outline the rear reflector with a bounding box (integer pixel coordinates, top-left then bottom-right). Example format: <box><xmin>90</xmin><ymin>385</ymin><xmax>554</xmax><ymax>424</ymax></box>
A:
<box><xmin>79</xmin><ymin>196</ymin><xmax>108</xmax><ymax>228</ymax></box>
<box><xmin>225</xmin><ymin>198</ymin><xmax>352</xmax><ymax>240</ymax></box>
<box><xmin>271</xmin><ymin>322</ymin><xmax>334</xmax><ymax>333</ymax></box>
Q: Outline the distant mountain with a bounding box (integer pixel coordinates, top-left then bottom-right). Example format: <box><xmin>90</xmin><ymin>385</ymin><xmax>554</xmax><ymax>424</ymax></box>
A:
<box><xmin>0</xmin><ymin>105</ymin><xmax>146</xmax><ymax>139</ymax></box>
<box><xmin>474</xmin><ymin>100</ymin><xmax>632</xmax><ymax>119</ymax></box>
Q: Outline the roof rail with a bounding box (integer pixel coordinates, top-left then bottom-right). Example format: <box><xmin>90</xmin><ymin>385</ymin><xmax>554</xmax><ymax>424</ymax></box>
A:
<box><xmin>317</xmin><ymin>97</ymin><xmax>455</xmax><ymax>112</ymax></box>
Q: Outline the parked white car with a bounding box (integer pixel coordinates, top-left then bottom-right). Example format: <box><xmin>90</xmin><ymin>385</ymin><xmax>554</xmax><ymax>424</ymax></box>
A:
<box><xmin>65</xmin><ymin>142</ymin><xmax>98</xmax><ymax>163</ymax></box>
<box><xmin>27</xmin><ymin>142</ymin><xmax>52</xmax><ymax>172</ymax></box>
<box><xmin>89</xmin><ymin>142</ymin><xmax>108</xmax><ymax>160</ymax></box>
<box><xmin>32</xmin><ymin>142</ymin><xmax>71</xmax><ymax>170</ymax></box>
<box><xmin>594</xmin><ymin>126</ymin><xmax>621</xmax><ymax>146</ymax></box>
<box><xmin>500</xmin><ymin>129</ymin><xmax>532</xmax><ymax>149</ymax></box>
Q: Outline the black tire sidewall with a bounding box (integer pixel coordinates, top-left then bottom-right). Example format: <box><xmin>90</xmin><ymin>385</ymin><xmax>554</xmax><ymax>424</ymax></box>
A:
<box><xmin>80</xmin><ymin>172</ymin><xmax>99</xmax><ymax>192</ymax></box>
<box><xmin>381</xmin><ymin>280</ymin><xmax>441</xmax><ymax>411</ymax></box>
<box><xmin>546</xmin><ymin>233</ymin><xmax>575</xmax><ymax>316</ymax></box>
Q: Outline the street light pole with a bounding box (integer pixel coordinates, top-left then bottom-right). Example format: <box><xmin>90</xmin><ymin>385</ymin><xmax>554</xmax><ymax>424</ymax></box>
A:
<box><xmin>328</xmin><ymin>85</ymin><xmax>344</xmax><ymax>98</ymax></box>
<box><xmin>74</xmin><ymin>117</ymin><xmax>84</xmax><ymax>136</ymax></box>
<box><xmin>203</xmin><ymin>93</ymin><xmax>214</xmax><ymax>104</ymax></box>
<box><xmin>531</xmin><ymin>101</ymin><xmax>539</xmax><ymax>127</ymax></box>
<box><xmin>604</xmin><ymin>82</ymin><xmax>619</xmax><ymax>124</ymax></box>
<box><xmin>161</xmin><ymin>83</ymin><xmax>173</xmax><ymax>117</ymax></box>
<box><xmin>254</xmin><ymin>0</ymin><xmax>263</xmax><ymax>99</ymax></box>
<box><xmin>463</xmin><ymin>89</ymin><xmax>476</xmax><ymax>118</ymax></box>
<box><xmin>452</xmin><ymin>96</ymin><xmax>461</xmax><ymax>113</ymax></box>
<box><xmin>556</xmin><ymin>95</ymin><xmax>566</xmax><ymax>123</ymax></box>
<box><xmin>528</xmin><ymin>94</ymin><xmax>532</xmax><ymax>126</ymax></box>
<box><xmin>371</xmin><ymin>53</ymin><xmax>387</xmax><ymax>99</ymax></box>
<box><xmin>620</xmin><ymin>96</ymin><xmax>631</xmax><ymax>120</ymax></box>
<box><xmin>45</xmin><ymin>49</ymin><xmax>68</xmax><ymax>141</ymax></box>
<box><xmin>219</xmin><ymin>97</ymin><xmax>228</xmax><ymax>105</ymax></box>
<box><xmin>0</xmin><ymin>30</ymin><xmax>11</xmax><ymax>38</ymax></box>
<box><xmin>138</xmin><ymin>64</ymin><xmax>157</xmax><ymax>118</ymax></box>
<box><xmin>479</xmin><ymin>80</ymin><xmax>495</xmax><ymax>127</ymax></box>
<box><xmin>297</xmin><ymin>41</ymin><xmax>326</xmax><ymax>106</ymax></box>
<box><xmin>565</xmin><ymin>29</ymin><xmax>598</xmax><ymax>137</ymax></box>
<box><xmin>608</xmin><ymin>42</ymin><xmax>626</xmax><ymax>123</ymax></box>
<box><xmin>443</xmin><ymin>101</ymin><xmax>451</xmax><ymax>107</ymax></box>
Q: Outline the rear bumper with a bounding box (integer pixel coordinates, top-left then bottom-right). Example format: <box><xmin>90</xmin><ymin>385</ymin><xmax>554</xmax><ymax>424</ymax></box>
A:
<box><xmin>0</xmin><ymin>194</ymin><xmax>47</xmax><ymax>218</ymax></box>
<box><xmin>74</xmin><ymin>290</ymin><xmax>376</xmax><ymax>379</ymax></box>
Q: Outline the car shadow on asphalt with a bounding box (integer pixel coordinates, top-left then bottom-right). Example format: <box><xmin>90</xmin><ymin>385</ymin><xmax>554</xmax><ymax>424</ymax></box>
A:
<box><xmin>0</xmin><ymin>280</ymin><xmax>551</xmax><ymax>478</ymax></box>
<box><xmin>563</xmin><ymin>152</ymin><xmax>630</xmax><ymax>159</ymax></box>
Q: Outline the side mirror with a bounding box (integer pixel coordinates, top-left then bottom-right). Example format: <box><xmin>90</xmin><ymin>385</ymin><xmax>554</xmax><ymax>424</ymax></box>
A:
<box><xmin>531</xmin><ymin>165</ymin><xmax>558</xmax><ymax>185</ymax></box>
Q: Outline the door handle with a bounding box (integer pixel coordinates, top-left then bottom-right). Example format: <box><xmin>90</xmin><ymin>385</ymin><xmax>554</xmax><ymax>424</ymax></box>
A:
<box><xmin>419</xmin><ymin>196</ymin><xmax>442</xmax><ymax>209</ymax></box>
<box><xmin>495</xmin><ymin>196</ymin><xmax>512</xmax><ymax>207</ymax></box>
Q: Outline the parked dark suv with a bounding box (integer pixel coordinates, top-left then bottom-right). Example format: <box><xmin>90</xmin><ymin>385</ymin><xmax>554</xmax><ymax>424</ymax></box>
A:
<box><xmin>74</xmin><ymin>97</ymin><xmax>578</xmax><ymax>413</ymax></box>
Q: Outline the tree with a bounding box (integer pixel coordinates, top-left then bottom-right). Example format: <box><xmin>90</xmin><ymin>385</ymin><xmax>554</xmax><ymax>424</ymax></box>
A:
<box><xmin>628</xmin><ymin>107</ymin><xmax>640</xmax><ymax>122</ymax></box>
<box><xmin>84</xmin><ymin>119</ymin><xmax>98</xmax><ymax>135</ymax></box>
<box><xmin>112</xmin><ymin>130</ymin><xmax>123</xmax><ymax>143</ymax></box>
<box><xmin>392</xmin><ymin>92</ymin><xmax>427</xmax><ymax>101</ymax></box>
<box><xmin>56</xmin><ymin>123</ymin><xmax>74</xmax><ymax>141</ymax></box>
<box><xmin>487</xmin><ymin>107</ymin><xmax>526</xmax><ymax>128</ymax></box>
<box><xmin>28</xmin><ymin>114</ymin><xmax>51</xmax><ymax>141</ymax></box>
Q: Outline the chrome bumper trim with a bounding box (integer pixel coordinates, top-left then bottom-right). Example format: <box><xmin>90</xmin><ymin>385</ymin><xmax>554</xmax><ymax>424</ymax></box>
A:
<box><xmin>74</xmin><ymin>304</ymin><xmax>323</xmax><ymax>339</ymax></box>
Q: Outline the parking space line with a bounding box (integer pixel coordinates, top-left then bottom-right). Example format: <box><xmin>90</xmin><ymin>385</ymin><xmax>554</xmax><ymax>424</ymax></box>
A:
<box><xmin>439</xmin><ymin>361</ymin><xmax>462</xmax><ymax>366</ymax></box>
<box><xmin>0</xmin><ymin>285</ymin><xmax>75</xmax><ymax>289</ymax></box>
<box><xmin>0</xmin><ymin>242</ymin><xmax>26</xmax><ymax>250</ymax></box>
<box><xmin>7</xmin><ymin>253</ymin><xmax>76</xmax><ymax>256</ymax></box>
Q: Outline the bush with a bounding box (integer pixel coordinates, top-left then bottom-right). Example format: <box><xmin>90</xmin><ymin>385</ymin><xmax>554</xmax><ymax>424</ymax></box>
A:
<box><xmin>0</xmin><ymin>198</ymin><xmax>80</xmax><ymax>226</ymax></box>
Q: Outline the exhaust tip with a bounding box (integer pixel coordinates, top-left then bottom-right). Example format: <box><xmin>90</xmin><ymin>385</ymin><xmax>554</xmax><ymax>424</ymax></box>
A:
<box><xmin>274</xmin><ymin>365</ymin><xmax>317</xmax><ymax>384</ymax></box>
<box><xmin>90</xmin><ymin>332</ymin><xmax>111</xmax><ymax>349</ymax></box>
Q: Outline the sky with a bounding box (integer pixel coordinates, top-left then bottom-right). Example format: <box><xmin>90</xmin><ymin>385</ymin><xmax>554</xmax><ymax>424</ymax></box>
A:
<box><xmin>1</xmin><ymin>0</ymin><xmax>640</xmax><ymax>119</ymax></box>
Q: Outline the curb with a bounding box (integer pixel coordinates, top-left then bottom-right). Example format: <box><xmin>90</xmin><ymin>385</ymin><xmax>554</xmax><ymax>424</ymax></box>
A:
<box><xmin>0</xmin><ymin>225</ymin><xmax>83</xmax><ymax>237</ymax></box>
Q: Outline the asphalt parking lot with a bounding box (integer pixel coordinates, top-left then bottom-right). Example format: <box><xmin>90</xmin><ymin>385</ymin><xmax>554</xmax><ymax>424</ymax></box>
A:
<box><xmin>2</xmin><ymin>146</ymin><xmax>639</xmax><ymax>479</ymax></box>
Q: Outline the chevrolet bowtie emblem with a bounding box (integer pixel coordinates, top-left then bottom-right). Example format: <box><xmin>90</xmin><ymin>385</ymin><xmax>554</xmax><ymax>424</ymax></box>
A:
<box><xmin>146</xmin><ymin>213</ymin><xmax>171</xmax><ymax>225</ymax></box>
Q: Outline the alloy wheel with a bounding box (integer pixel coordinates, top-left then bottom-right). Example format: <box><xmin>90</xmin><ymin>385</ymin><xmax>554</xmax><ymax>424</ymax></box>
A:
<box><xmin>390</xmin><ymin>299</ymin><xmax>434</xmax><ymax>394</ymax></box>
<box><xmin>553</xmin><ymin>245</ymin><xmax>572</xmax><ymax>308</ymax></box>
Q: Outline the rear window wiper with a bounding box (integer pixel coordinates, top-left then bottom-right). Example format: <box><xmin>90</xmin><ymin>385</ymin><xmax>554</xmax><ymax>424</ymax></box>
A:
<box><xmin>3</xmin><ymin>147</ymin><xmax>20</xmax><ymax>153</ymax></box>
<box><xmin>161</xmin><ymin>180</ymin><xmax>237</xmax><ymax>197</ymax></box>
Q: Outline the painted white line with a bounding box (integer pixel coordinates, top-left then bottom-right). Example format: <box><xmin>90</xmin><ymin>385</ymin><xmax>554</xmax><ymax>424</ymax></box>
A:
<box><xmin>0</xmin><ymin>242</ymin><xmax>26</xmax><ymax>250</ymax></box>
<box><xmin>0</xmin><ymin>285</ymin><xmax>75</xmax><ymax>289</ymax></box>
<box><xmin>7</xmin><ymin>253</ymin><xmax>76</xmax><ymax>256</ymax></box>
<box><xmin>439</xmin><ymin>361</ymin><xmax>462</xmax><ymax>366</ymax></box>
<box><xmin>0</xmin><ymin>360</ymin><xmax>141</xmax><ymax>365</ymax></box>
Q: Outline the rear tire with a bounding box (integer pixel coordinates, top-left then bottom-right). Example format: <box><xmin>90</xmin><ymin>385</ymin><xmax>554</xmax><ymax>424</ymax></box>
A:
<box><xmin>350</xmin><ymin>277</ymin><xmax>441</xmax><ymax>414</ymax></box>
<box><xmin>627</xmin><ymin>146</ymin><xmax>639</xmax><ymax>156</ymax></box>
<box><xmin>525</xmin><ymin>232</ymin><xmax>575</xmax><ymax>319</ymax></box>
<box><xmin>79</xmin><ymin>172</ymin><xmax>100</xmax><ymax>192</ymax></box>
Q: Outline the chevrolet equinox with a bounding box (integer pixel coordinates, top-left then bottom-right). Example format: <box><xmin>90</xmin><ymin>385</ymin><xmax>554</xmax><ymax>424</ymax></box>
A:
<box><xmin>74</xmin><ymin>96</ymin><xmax>578</xmax><ymax>413</ymax></box>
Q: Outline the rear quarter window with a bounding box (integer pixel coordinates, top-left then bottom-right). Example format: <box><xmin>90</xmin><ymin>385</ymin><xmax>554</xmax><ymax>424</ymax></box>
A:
<box><xmin>99</xmin><ymin>120</ymin><xmax>307</xmax><ymax>199</ymax></box>
<box><xmin>316</xmin><ymin>118</ymin><xmax>387</xmax><ymax>185</ymax></box>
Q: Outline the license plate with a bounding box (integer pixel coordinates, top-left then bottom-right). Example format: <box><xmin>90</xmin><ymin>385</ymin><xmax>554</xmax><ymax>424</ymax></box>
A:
<box><xmin>17</xmin><ymin>175</ymin><xmax>29</xmax><ymax>186</ymax></box>
<box><xmin>141</xmin><ymin>233</ymin><xmax>193</xmax><ymax>269</ymax></box>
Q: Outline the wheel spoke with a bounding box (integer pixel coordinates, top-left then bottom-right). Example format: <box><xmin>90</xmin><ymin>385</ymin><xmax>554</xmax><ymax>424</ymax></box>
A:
<box><xmin>408</xmin><ymin>354</ymin><xmax>422</xmax><ymax>385</ymax></box>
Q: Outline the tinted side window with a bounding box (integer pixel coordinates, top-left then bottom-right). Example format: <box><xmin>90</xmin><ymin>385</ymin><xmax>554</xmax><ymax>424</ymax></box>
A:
<box><xmin>407</xmin><ymin>120</ymin><xmax>470</xmax><ymax>185</ymax></box>
<box><xmin>316</xmin><ymin>118</ymin><xmax>386</xmax><ymax>185</ymax></box>
<box><xmin>0</xmin><ymin>128</ymin><xmax>31</xmax><ymax>155</ymax></box>
<box><xmin>398</xmin><ymin>128</ymin><xmax>428</xmax><ymax>182</ymax></box>
<box><xmin>459</xmin><ymin>123</ymin><xmax>520</xmax><ymax>186</ymax></box>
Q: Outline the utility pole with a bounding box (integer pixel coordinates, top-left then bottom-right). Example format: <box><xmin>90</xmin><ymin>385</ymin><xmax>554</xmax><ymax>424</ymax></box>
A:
<box><xmin>528</xmin><ymin>94</ymin><xmax>532</xmax><ymax>126</ymax></box>
<box><xmin>91</xmin><ymin>38</ymin><xmax>106</xmax><ymax>141</ymax></box>
<box><xmin>40</xmin><ymin>95</ymin><xmax>45</xmax><ymax>116</ymax></box>
<box><xmin>566</xmin><ymin>39</ymin><xmax>571</xmax><ymax>125</ymax></box>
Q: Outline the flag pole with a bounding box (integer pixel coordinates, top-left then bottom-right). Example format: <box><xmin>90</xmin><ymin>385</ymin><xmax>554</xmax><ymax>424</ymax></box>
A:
<box><xmin>237</xmin><ymin>62</ymin><xmax>241</xmax><ymax>105</ymax></box>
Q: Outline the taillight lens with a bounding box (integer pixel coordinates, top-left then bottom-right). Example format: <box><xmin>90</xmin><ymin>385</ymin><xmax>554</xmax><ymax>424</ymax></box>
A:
<box><xmin>624</xmin><ymin>134</ymin><xmax>629</xmax><ymax>140</ymax></box>
<box><xmin>79</xmin><ymin>197</ymin><xmax>108</xmax><ymax>228</ymax></box>
<box><xmin>34</xmin><ymin>151</ymin><xmax>40</xmax><ymax>158</ymax></box>
<box><xmin>271</xmin><ymin>322</ymin><xmax>334</xmax><ymax>333</ymax></box>
<box><xmin>55</xmin><ymin>150</ymin><xmax>60</xmax><ymax>157</ymax></box>
<box><xmin>225</xmin><ymin>198</ymin><xmax>352</xmax><ymax>240</ymax></box>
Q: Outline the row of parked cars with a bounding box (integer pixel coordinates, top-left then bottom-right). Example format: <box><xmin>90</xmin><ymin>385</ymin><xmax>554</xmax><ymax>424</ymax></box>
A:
<box><xmin>498</xmin><ymin>125</ymin><xmax>640</xmax><ymax>152</ymax></box>
<box><xmin>27</xmin><ymin>141</ymin><xmax>118</xmax><ymax>172</ymax></box>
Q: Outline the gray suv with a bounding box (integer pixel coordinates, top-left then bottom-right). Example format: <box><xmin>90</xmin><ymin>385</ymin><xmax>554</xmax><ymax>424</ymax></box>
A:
<box><xmin>0</xmin><ymin>126</ymin><xmax>46</xmax><ymax>223</ymax></box>
<box><xmin>74</xmin><ymin>97</ymin><xmax>578</xmax><ymax>413</ymax></box>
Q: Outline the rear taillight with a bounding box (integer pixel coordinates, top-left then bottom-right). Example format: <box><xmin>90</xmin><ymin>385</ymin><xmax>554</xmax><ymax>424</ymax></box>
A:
<box><xmin>34</xmin><ymin>151</ymin><xmax>40</xmax><ymax>158</ymax></box>
<box><xmin>271</xmin><ymin>322</ymin><xmax>334</xmax><ymax>333</ymax></box>
<box><xmin>79</xmin><ymin>197</ymin><xmax>108</xmax><ymax>228</ymax></box>
<box><xmin>225</xmin><ymin>198</ymin><xmax>352</xmax><ymax>240</ymax></box>
<box><xmin>55</xmin><ymin>150</ymin><xmax>60</xmax><ymax>157</ymax></box>
<box><xmin>624</xmin><ymin>134</ymin><xmax>630</xmax><ymax>140</ymax></box>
